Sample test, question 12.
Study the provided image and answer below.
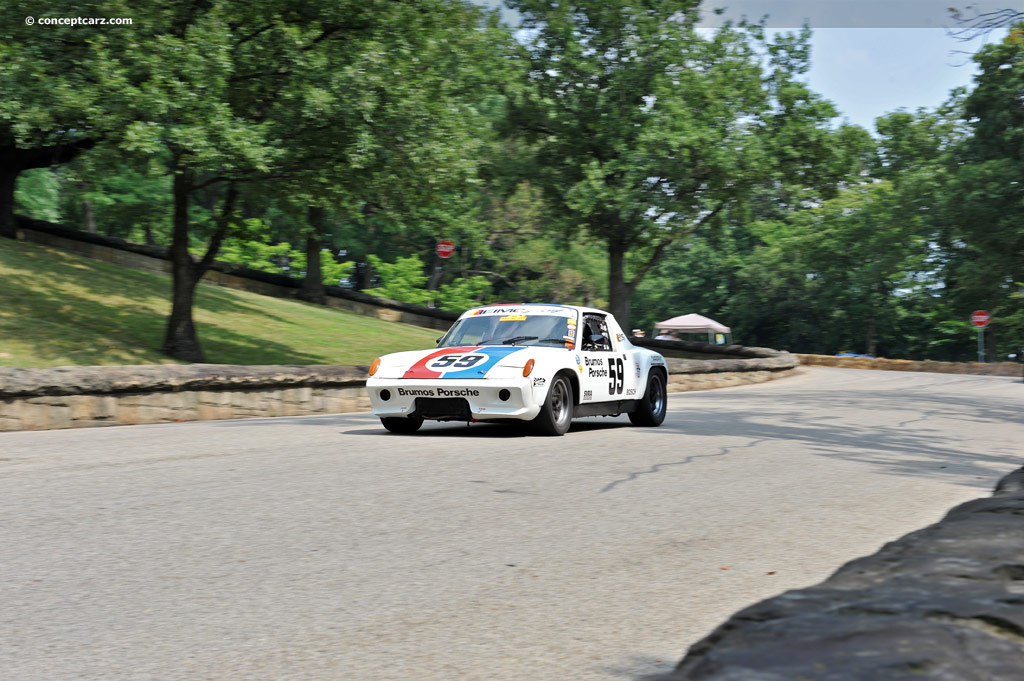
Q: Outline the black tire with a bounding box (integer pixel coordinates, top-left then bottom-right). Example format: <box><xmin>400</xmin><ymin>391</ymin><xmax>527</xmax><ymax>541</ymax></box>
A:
<box><xmin>629</xmin><ymin>371</ymin><xmax>667</xmax><ymax>427</ymax></box>
<box><xmin>532</xmin><ymin>374</ymin><xmax>574</xmax><ymax>436</ymax></box>
<box><xmin>381</xmin><ymin>416</ymin><xmax>424</xmax><ymax>434</ymax></box>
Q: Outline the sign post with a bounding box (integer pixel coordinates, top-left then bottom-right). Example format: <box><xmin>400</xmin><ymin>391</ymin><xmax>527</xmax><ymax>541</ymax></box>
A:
<box><xmin>429</xmin><ymin>240</ymin><xmax>456</xmax><ymax>309</ymax></box>
<box><xmin>971</xmin><ymin>310</ymin><xmax>990</xmax><ymax>363</ymax></box>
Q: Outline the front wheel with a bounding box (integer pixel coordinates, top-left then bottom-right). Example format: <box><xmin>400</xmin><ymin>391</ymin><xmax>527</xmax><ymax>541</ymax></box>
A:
<box><xmin>381</xmin><ymin>416</ymin><xmax>423</xmax><ymax>434</ymax></box>
<box><xmin>629</xmin><ymin>371</ymin><xmax>667</xmax><ymax>427</ymax></box>
<box><xmin>532</xmin><ymin>374</ymin><xmax>573</xmax><ymax>436</ymax></box>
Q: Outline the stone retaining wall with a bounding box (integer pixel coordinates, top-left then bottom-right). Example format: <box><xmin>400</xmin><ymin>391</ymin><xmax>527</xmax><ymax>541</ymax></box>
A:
<box><xmin>642</xmin><ymin>467</ymin><xmax>1024</xmax><ymax>681</ymax></box>
<box><xmin>798</xmin><ymin>353</ymin><xmax>1022</xmax><ymax>378</ymax></box>
<box><xmin>0</xmin><ymin>347</ymin><xmax>798</xmax><ymax>432</ymax></box>
<box><xmin>0</xmin><ymin>365</ymin><xmax>370</xmax><ymax>432</ymax></box>
<box><xmin>665</xmin><ymin>367</ymin><xmax>797</xmax><ymax>393</ymax></box>
<box><xmin>640</xmin><ymin>338</ymin><xmax>799</xmax><ymax>392</ymax></box>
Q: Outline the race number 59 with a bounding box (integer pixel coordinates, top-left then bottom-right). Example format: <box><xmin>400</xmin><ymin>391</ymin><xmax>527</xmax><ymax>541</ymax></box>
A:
<box><xmin>428</xmin><ymin>354</ymin><xmax>484</xmax><ymax>370</ymax></box>
<box><xmin>608</xmin><ymin>358</ymin><xmax>624</xmax><ymax>394</ymax></box>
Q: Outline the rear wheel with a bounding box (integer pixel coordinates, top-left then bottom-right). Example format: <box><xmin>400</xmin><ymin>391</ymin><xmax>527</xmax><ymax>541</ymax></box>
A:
<box><xmin>381</xmin><ymin>416</ymin><xmax>424</xmax><ymax>434</ymax></box>
<box><xmin>629</xmin><ymin>371</ymin><xmax>666</xmax><ymax>426</ymax></box>
<box><xmin>532</xmin><ymin>374</ymin><xmax>573</xmax><ymax>436</ymax></box>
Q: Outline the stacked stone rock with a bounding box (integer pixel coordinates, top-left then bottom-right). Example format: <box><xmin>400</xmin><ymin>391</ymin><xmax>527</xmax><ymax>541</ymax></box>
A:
<box><xmin>0</xmin><ymin>364</ymin><xmax>370</xmax><ymax>431</ymax></box>
<box><xmin>0</xmin><ymin>345</ymin><xmax>799</xmax><ymax>431</ymax></box>
<box><xmin>643</xmin><ymin>468</ymin><xmax>1024</xmax><ymax>681</ymax></box>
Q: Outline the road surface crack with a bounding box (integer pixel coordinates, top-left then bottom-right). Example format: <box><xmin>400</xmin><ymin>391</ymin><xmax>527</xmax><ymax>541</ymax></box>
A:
<box><xmin>600</xmin><ymin>439</ymin><xmax>770</xmax><ymax>493</ymax></box>
<box><xmin>895</xmin><ymin>409</ymin><xmax>944</xmax><ymax>428</ymax></box>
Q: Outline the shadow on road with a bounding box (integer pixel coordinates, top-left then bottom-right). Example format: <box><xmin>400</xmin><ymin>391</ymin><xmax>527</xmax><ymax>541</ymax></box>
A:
<box><xmin>635</xmin><ymin>384</ymin><xmax>1023</xmax><ymax>486</ymax></box>
<box><xmin>206</xmin><ymin>371</ymin><xmax>1022</xmax><ymax>487</ymax></box>
<box><xmin>341</xmin><ymin>418</ymin><xmax>631</xmax><ymax>438</ymax></box>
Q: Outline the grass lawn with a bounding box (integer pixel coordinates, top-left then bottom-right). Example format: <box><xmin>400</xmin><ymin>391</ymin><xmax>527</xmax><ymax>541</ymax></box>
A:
<box><xmin>0</xmin><ymin>238</ymin><xmax>443</xmax><ymax>368</ymax></box>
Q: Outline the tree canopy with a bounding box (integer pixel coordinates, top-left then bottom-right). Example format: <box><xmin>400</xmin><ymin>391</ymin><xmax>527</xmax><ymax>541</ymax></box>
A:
<box><xmin>5</xmin><ymin>3</ymin><xmax>1023</xmax><ymax>364</ymax></box>
<box><xmin>505</xmin><ymin>1</ymin><xmax>865</xmax><ymax>329</ymax></box>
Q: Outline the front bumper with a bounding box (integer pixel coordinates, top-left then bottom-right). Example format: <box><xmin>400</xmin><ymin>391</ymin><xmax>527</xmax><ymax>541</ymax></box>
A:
<box><xmin>366</xmin><ymin>377</ymin><xmax>542</xmax><ymax>421</ymax></box>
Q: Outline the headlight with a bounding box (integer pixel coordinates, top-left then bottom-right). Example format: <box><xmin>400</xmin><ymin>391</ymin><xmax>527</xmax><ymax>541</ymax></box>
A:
<box><xmin>523</xmin><ymin>359</ymin><xmax>535</xmax><ymax>377</ymax></box>
<box><xmin>369</xmin><ymin>357</ymin><xmax>381</xmax><ymax>376</ymax></box>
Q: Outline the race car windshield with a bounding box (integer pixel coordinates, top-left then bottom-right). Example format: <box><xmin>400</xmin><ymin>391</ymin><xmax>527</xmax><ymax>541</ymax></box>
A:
<box><xmin>438</xmin><ymin>313</ymin><xmax>577</xmax><ymax>348</ymax></box>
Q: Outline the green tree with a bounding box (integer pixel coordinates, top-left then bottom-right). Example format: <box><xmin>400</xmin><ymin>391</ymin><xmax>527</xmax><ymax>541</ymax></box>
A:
<box><xmin>14</xmin><ymin>168</ymin><xmax>62</xmax><ymax>223</ymax></box>
<box><xmin>751</xmin><ymin>181</ymin><xmax>933</xmax><ymax>355</ymax></box>
<box><xmin>262</xmin><ymin>1</ymin><xmax>514</xmax><ymax>306</ymax></box>
<box><xmin>102</xmin><ymin>4</ymin><xmax>280</xmax><ymax>361</ymax></box>
<box><xmin>93</xmin><ymin>0</ymin><xmax>511</xmax><ymax>361</ymax></box>
<box><xmin>945</xmin><ymin>25</ymin><xmax>1024</xmax><ymax>358</ymax></box>
<box><xmin>506</xmin><ymin>1</ymin><xmax>855</xmax><ymax>329</ymax></box>
<box><xmin>55</xmin><ymin>154</ymin><xmax>175</xmax><ymax>243</ymax></box>
<box><xmin>0</xmin><ymin>0</ymin><xmax>128</xmax><ymax>236</ymax></box>
<box><xmin>365</xmin><ymin>254</ymin><xmax>432</xmax><ymax>306</ymax></box>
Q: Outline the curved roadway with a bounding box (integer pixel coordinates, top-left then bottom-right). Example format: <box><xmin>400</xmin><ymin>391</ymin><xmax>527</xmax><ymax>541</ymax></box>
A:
<box><xmin>1</xmin><ymin>367</ymin><xmax>1022</xmax><ymax>680</ymax></box>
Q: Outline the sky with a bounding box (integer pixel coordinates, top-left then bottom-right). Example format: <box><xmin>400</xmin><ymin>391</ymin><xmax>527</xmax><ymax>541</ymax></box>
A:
<box><xmin>476</xmin><ymin>1</ymin><xmax>1015</xmax><ymax>131</ymax></box>
<box><xmin>793</xmin><ymin>29</ymin><xmax>997</xmax><ymax>131</ymax></box>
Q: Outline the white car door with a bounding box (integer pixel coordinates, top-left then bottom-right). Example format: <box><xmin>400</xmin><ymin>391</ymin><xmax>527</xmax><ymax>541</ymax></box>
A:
<box><xmin>604</xmin><ymin>320</ymin><xmax>643</xmax><ymax>400</ymax></box>
<box><xmin>577</xmin><ymin>314</ymin><xmax>631</xmax><ymax>403</ymax></box>
<box><xmin>610</xmin><ymin>340</ymin><xmax>642</xmax><ymax>401</ymax></box>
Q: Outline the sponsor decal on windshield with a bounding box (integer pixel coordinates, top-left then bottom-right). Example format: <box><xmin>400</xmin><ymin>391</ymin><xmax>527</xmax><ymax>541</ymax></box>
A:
<box><xmin>462</xmin><ymin>306</ymin><xmax>576</xmax><ymax>319</ymax></box>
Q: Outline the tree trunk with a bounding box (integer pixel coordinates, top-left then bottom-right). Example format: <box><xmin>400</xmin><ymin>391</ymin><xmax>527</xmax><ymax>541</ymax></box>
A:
<box><xmin>866</xmin><ymin>306</ymin><xmax>877</xmax><ymax>357</ymax></box>
<box><xmin>299</xmin><ymin>209</ymin><xmax>326</xmax><ymax>305</ymax></box>
<box><xmin>608</xmin><ymin>245</ymin><xmax>631</xmax><ymax>331</ymax></box>
<box><xmin>426</xmin><ymin>253</ymin><xmax>445</xmax><ymax>308</ymax></box>
<box><xmin>0</xmin><ymin>168</ymin><xmax>19</xmax><ymax>239</ymax></box>
<box><xmin>161</xmin><ymin>168</ymin><xmax>206</xmax><ymax>362</ymax></box>
<box><xmin>987</xmin><ymin>319</ymin><xmax>997</xmax><ymax>363</ymax></box>
<box><xmin>82</xmin><ymin>196</ymin><xmax>97</xmax><ymax>234</ymax></box>
<box><xmin>164</xmin><ymin>267</ymin><xmax>203</xmax><ymax>362</ymax></box>
<box><xmin>358</xmin><ymin>259</ymin><xmax>375</xmax><ymax>291</ymax></box>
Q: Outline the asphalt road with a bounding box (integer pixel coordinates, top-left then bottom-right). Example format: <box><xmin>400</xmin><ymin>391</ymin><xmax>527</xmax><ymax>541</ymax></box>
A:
<box><xmin>2</xmin><ymin>367</ymin><xmax>1022</xmax><ymax>681</ymax></box>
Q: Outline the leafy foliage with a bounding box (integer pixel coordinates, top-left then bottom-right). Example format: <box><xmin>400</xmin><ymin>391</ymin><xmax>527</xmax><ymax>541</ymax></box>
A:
<box><xmin>437</xmin><ymin>276</ymin><xmax>493</xmax><ymax>314</ymax></box>
<box><xmin>5</xmin><ymin>5</ymin><xmax>1023</xmax><ymax>365</ymax></box>
<box><xmin>14</xmin><ymin>169</ymin><xmax>61</xmax><ymax>223</ymax></box>
<box><xmin>506</xmin><ymin>1</ymin><xmax>864</xmax><ymax>328</ymax></box>
<box><xmin>365</xmin><ymin>255</ymin><xmax>432</xmax><ymax>306</ymax></box>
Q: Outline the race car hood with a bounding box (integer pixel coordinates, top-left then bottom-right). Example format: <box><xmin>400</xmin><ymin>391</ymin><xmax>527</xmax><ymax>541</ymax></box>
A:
<box><xmin>374</xmin><ymin>345</ymin><xmax>562</xmax><ymax>380</ymax></box>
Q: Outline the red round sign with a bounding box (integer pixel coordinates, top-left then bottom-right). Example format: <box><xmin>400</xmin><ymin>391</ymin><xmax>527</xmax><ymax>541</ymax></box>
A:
<box><xmin>436</xmin><ymin>239</ymin><xmax>455</xmax><ymax>259</ymax></box>
<box><xmin>971</xmin><ymin>310</ymin><xmax>990</xmax><ymax>328</ymax></box>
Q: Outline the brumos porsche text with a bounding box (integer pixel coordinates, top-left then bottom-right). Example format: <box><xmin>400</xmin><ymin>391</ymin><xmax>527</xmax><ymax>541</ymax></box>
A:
<box><xmin>585</xmin><ymin>356</ymin><xmax>607</xmax><ymax>378</ymax></box>
<box><xmin>396</xmin><ymin>387</ymin><xmax>480</xmax><ymax>398</ymax></box>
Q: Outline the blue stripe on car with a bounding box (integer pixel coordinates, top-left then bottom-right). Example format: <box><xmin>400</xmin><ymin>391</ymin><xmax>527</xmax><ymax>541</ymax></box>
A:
<box><xmin>440</xmin><ymin>346</ymin><xmax>528</xmax><ymax>379</ymax></box>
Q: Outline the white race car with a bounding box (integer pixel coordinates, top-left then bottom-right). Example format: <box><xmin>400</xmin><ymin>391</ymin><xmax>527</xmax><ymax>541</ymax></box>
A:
<box><xmin>367</xmin><ymin>304</ymin><xmax>668</xmax><ymax>435</ymax></box>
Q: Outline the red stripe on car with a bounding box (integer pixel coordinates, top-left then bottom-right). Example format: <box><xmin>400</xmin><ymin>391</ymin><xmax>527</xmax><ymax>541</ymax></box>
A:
<box><xmin>403</xmin><ymin>346</ymin><xmax>482</xmax><ymax>379</ymax></box>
